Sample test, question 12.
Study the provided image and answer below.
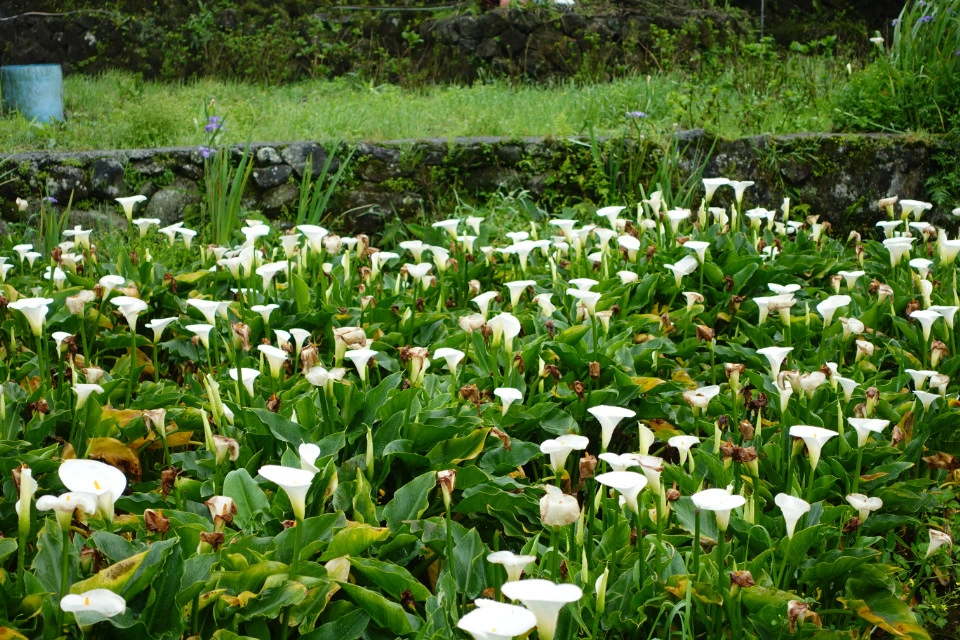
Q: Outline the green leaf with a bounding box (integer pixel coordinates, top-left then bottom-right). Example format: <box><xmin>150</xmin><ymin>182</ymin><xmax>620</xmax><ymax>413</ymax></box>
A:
<box><xmin>349</xmin><ymin>557</ymin><xmax>431</xmax><ymax>601</ymax></box>
<box><xmin>426</xmin><ymin>429</ymin><xmax>489</xmax><ymax>468</ymax></box>
<box><xmin>224</xmin><ymin>468</ymin><xmax>270</xmax><ymax>530</ymax></box>
<box><xmin>383</xmin><ymin>471</ymin><xmax>437</xmax><ymax>530</ymax></box>
<box><xmin>141</xmin><ymin>547</ymin><xmax>186</xmax><ymax>639</ymax></box>
<box><xmin>337</xmin><ymin>581</ymin><xmax>417</xmax><ymax>636</ymax></box>
<box><xmin>250</xmin><ymin>408</ymin><xmax>312</xmax><ymax>445</ymax></box>
<box><xmin>320</xmin><ymin>523</ymin><xmax>390</xmax><ymax>561</ymax></box>
<box><xmin>299</xmin><ymin>609</ymin><xmax>369</xmax><ymax>640</ymax></box>
<box><xmin>839</xmin><ymin>591</ymin><xmax>930</xmax><ymax>640</ymax></box>
<box><xmin>0</xmin><ymin>537</ymin><xmax>17</xmax><ymax>564</ymax></box>
<box><xmin>70</xmin><ymin>538</ymin><xmax>178</xmax><ymax>600</ymax></box>
<box><xmin>453</xmin><ymin>528</ymin><xmax>487</xmax><ymax>599</ymax></box>
<box><xmin>292</xmin><ymin>273</ymin><xmax>311</xmax><ymax>314</ymax></box>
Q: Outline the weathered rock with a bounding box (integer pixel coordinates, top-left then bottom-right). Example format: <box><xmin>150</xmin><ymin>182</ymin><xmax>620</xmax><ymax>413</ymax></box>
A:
<box><xmin>91</xmin><ymin>158</ymin><xmax>124</xmax><ymax>199</ymax></box>
<box><xmin>281</xmin><ymin>142</ymin><xmax>327</xmax><ymax>179</ymax></box>
<box><xmin>260</xmin><ymin>183</ymin><xmax>300</xmax><ymax>212</ymax></box>
<box><xmin>255</xmin><ymin>146</ymin><xmax>283</xmax><ymax>166</ymax></box>
<box><xmin>252</xmin><ymin>164</ymin><xmax>293</xmax><ymax>189</ymax></box>
<box><xmin>69</xmin><ymin>209</ymin><xmax>127</xmax><ymax>230</ymax></box>
<box><xmin>46</xmin><ymin>165</ymin><xmax>88</xmax><ymax>202</ymax></box>
<box><xmin>144</xmin><ymin>179</ymin><xmax>201</xmax><ymax>225</ymax></box>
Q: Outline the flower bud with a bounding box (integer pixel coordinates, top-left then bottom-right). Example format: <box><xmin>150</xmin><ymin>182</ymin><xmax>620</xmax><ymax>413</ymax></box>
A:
<box><xmin>437</xmin><ymin>469</ymin><xmax>457</xmax><ymax>509</ymax></box>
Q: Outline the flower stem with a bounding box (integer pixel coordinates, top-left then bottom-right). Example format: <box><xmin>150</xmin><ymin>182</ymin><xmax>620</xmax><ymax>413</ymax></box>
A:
<box><xmin>125</xmin><ymin>329</ymin><xmax>137</xmax><ymax>408</ymax></box>
<box><xmin>289</xmin><ymin>518</ymin><xmax>303</xmax><ymax>581</ymax></box>
<box><xmin>852</xmin><ymin>448</ymin><xmax>863</xmax><ymax>494</ymax></box>
<box><xmin>57</xmin><ymin>524</ymin><xmax>71</xmax><ymax>632</ymax></box>
<box><xmin>550</xmin><ymin>525</ymin><xmax>561</xmax><ymax>581</ymax></box>
<box><xmin>776</xmin><ymin>536</ymin><xmax>792</xmax><ymax>590</ymax></box>
<box><xmin>906</xmin><ymin>555</ymin><xmax>930</xmax><ymax>604</ymax></box>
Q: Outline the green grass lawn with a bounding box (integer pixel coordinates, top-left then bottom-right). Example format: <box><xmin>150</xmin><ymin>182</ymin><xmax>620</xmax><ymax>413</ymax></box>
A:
<box><xmin>0</xmin><ymin>51</ymin><xmax>850</xmax><ymax>153</ymax></box>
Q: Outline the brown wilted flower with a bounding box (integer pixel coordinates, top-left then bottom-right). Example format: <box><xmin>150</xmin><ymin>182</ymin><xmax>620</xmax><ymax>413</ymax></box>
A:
<box><xmin>198</xmin><ymin>531</ymin><xmax>225</xmax><ymax>552</ymax></box>
<box><xmin>645</xmin><ymin>245</ymin><xmax>657</xmax><ymax>261</ymax></box>
<box><xmin>162</xmin><ymin>272</ymin><xmax>177</xmax><ymax>293</ymax></box>
<box><xmin>905</xmin><ymin>299</ymin><xmax>921</xmax><ymax>320</ymax></box>
<box><xmin>231</xmin><ymin>322</ymin><xmax>252</xmax><ymax>351</ymax></box>
<box><xmin>458</xmin><ymin>313</ymin><xmax>486</xmax><ymax>334</ymax></box>
<box><xmin>729</xmin><ymin>295</ymin><xmax>744</xmax><ymax>313</ymax></box>
<box><xmin>572</xmin><ymin>380</ymin><xmax>586</xmax><ymax>402</ymax></box>
<box><xmin>282</xmin><ymin>519</ymin><xmax>296</xmax><ymax>529</ymax></box>
<box><xmin>545</xmin><ymin>321</ymin><xmax>555</xmax><ymax>338</ymax></box>
<box><xmin>211</xmin><ymin>435</ymin><xmax>239</xmax><ymax>465</ymax></box>
<box><xmin>665</xmin><ymin>482</ymin><xmax>681</xmax><ymax>502</ymax></box>
<box><xmin>588</xmin><ymin>361</ymin><xmax>600</xmax><ymax>379</ymax></box>
<box><xmin>300</xmin><ymin>344</ymin><xmax>319</xmax><ymax>372</ymax></box>
<box><xmin>144</xmin><ymin>509</ymin><xmax>170</xmax><ymax>534</ymax></box>
<box><xmin>0</xmin><ymin>295</ymin><xmax>8</xmax><ymax>309</ymax></box>
<box><xmin>848</xmin><ymin>230</ymin><xmax>861</xmax><ymax>243</ymax></box>
<box><xmin>66</xmin><ymin>290</ymin><xmax>96</xmax><ymax>315</ymax></box>
<box><xmin>490</xmin><ymin>427</ymin><xmax>511</xmax><ymax>450</ymax></box>
<box><xmin>660</xmin><ymin>313</ymin><xmax>675</xmax><ymax>334</ymax></box>
<box><xmin>29</xmin><ymin>399</ymin><xmax>50</xmax><ymax>417</ymax></box>
<box><xmin>931</xmin><ymin>340</ymin><xmax>949</xmax><ymax>368</ymax></box>
<box><xmin>787</xmin><ymin>601</ymin><xmax>821</xmax><ymax>633</ymax></box>
<box><xmin>437</xmin><ymin>469</ymin><xmax>457</xmax><ymax>508</ymax></box>
<box><xmin>696</xmin><ymin>325</ymin><xmax>715</xmax><ymax>342</ymax></box>
<box><xmin>161</xmin><ymin>467</ymin><xmax>178</xmax><ymax>498</ymax></box>
<box><xmin>514</xmin><ymin>353</ymin><xmax>526</xmax><ymax>374</ymax></box>
<box><xmin>720</xmin><ymin>440</ymin><xmax>736</xmax><ymax>459</ymax></box>
<box><xmin>579</xmin><ymin>453</ymin><xmax>597</xmax><ymax>481</ymax></box>
<box><xmin>923</xmin><ymin>451</ymin><xmax>958</xmax><ymax>471</ymax></box>
<box><xmin>730</xmin><ymin>570</ymin><xmax>755</xmax><ymax>588</ymax></box>
<box><xmin>266</xmin><ymin>394</ymin><xmax>281</xmax><ymax>413</ymax></box>
<box><xmin>468</xmin><ymin>279</ymin><xmax>481</xmax><ymax>297</ymax></box>
<box><xmin>733</xmin><ymin>446</ymin><xmax>758</xmax><ymax>464</ymax></box>
<box><xmin>891</xmin><ymin>425</ymin><xmax>905</xmax><ymax>446</ymax></box>
<box><xmin>142</xmin><ymin>408</ymin><xmax>166</xmax><ymax>438</ymax></box>
<box><xmin>460</xmin><ymin>384</ymin><xmax>481</xmax><ymax>407</ymax></box>
<box><xmin>542</xmin><ymin>364</ymin><xmax>561</xmax><ymax>383</ymax></box>
<box><xmin>843</xmin><ymin>517</ymin><xmax>862</xmax><ymax>534</ymax></box>
<box><xmin>738</xmin><ymin>420</ymin><xmax>755</xmax><ymax>440</ymax></box>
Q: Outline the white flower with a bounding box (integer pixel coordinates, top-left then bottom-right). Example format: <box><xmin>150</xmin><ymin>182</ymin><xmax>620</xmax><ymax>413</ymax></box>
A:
<box><xmin>597</xmin><ymin>452</ymin><xmax>642</xmax><ymax>472</ymax></box>
<box><xmin>505</xmin><ymin>280</ymin><xmax>535</xmax><ymax>309</ymax></box>
<box><xmin>816</xmin><ymin>295</ymin><xmax>851</xmax><ymax>327</ymax></box>
<box><xmin>617</xmin><ymin>270</ymin><xmax>639</xmax><ymax>284</ymax></box>
<box><xmin>691</xmin><ymin>488</ymin><xmax>746</xmax><ymax>531</ymax></box>
<box><xmin>145</xmin><ymin>317</ymin><xmax>177</xmax><ymax>342</ymax></box>
<box><xmin>229</xmin><ymin>367</ymin><xmax>260</xmax><ymax>397</ymax></box>
<box><xmin>305</xmin><ymin>366</ymin><xmax>330</xmax><ymax>388</ymax></box>
<box><xmin>539</xmin><ymin>434</ymin><xmax>589</xmax><ymax>473</ymax></box>
<box><xmin>257</xmin><ymin>344</ymin><xmax>289</xmax><ymax>378</ymax></box>
<box><xmin>36</xmin><ymin>492</ymin><xmax>98</xmax><ymax>529</ymax></box>
<box><xmin>702</xmin><ymin>177</ymin><xmax>730</xmax><ymax>203</ymax></box>
<box><xmin>433</xmin><ymin>347</ymin><xmax>465</xmax><ymax>375</ymax></box>
<box><xmin>72</xmin><ymin>384</ymin><xmax>104</xmax><ymax>409</ymax></box>
<box><xmin>847</xmin><ymin>418</ymin><xmax>889</xmax><ymax>448</ymax></box>
<box><xmin>899</xmin><ymin>199</ymin><xmax>933</xmax><ymax>220</ymax></box>
<box><xmin>664</xmin><ymin>256</ymin><xmax>699</xmax><ymax>287</ymax></box>
<box><xmin>61</xmin><ymin>589</ymin><xmax>126</xmax><ymax>618</ymax></box>
<box><xmin>668</xmin><ymin>435</ymin><xmax>699</xmax><ymax>466</ymax></box>
<box><xmin>910</xmin><ymin>309</ymin><xmax>942</xmax><ymax>342</ymax></box>
<box><xmin>595</xmin><ymin>471</ymin><xmax>647</xmax><ymax>514</ymax></box>
<box><xmin>756</xmin><ymin>346</ymin><xmax>793</xmax><ymax>379</ymax></box>
<box><xmin>845</xmin><ymin>493</ymin><xmax>882</xmax><ymax>522</ymax></box>
<box><xmin>914</xmin><ymin>390</ymin><xmax>940</xmax><ymax>411</ymax></box>
<box><xmin>494</xmin><ymin>387</ymin><xmax>523</xmax><ymax>415</ymax></box>
<box><xmin>458</xmin><ymin>600</ymin><xmax>537</xmax><ymax>640</ymax></box>
<box><xmin>259</xmin><ymin>465</ymin><xmax>316</xmax><ymax>521</ymax></box>
<box><xmin>539</xmin><ymin>486</ymin><xmax>580</xmax><ymax>528</ymax></box>
<box><xmin>774</xmin><ymin>493</ymin><xmax>810</xmax><ymax>539</ymax></box>
<box><xmin>837</xmin><ymin>270</ymin><xmax>866</xmax><ymax>289</ymax></box>
<box><xmin>486</xmin><ymin>551</ymin><xmax>537</xmax><ymax>583</ymax></box>
<box><xmin>344</xmin><ymin>348</ymin><xmax>377</xmax><ymax>383</ymax></box>
<box><xmin>926</xmin><ymin>530</ymin><xmax>952</xmax><ymax>559</ymax></box>
<box><xmin>59</xmin><ymin>459</ymin><xmax>127</xmax><ymax>523</ymax></box>
<box><xmin>501</xmin><ymin>580</ymin><xmax>582</xmax><ymax>640</ymax></box>
<box><xmin>587</xmin><ymin>405</ymin><xmax>636</xmax><ymax>451</ymax></box>
<box><xmin>9</xmin><ymin>297</ymin><xmax>53</xmax><ymax>336</ymax></box>
<box><xmin>789</xmin><ymin>425</ymin><xmax>838</xmax><ymax>471</ymax></box>
<box><xmin>488</xmin><ymin>313</ymin><xmax>521</xmax><ymax>353</ymax></box>
<box><xmin>111</xmin><ymin>296</ymin><xmax>149</xmax><ymax>331</ymax></box>
<box><xmin>115</xmin><ymin>195</ymin><xmax>147</xmax><ymax>221</ymax></box>
<box><xmin>186</xmin><ymin>298</ymin><xmax>222</xmax><ymax>325</ymax></box>
<box><xmin>432</xmin><ymin>218</ymin><xmax>460</xmax><ymax>238</ymax></box>
<box><xmin>730</xmin><ymin>180</ymin><xmax>754</xmax><ymax>205</ymax></box>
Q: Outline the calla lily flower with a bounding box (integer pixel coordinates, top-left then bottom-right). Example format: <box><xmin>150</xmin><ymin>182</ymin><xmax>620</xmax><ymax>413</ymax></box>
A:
<box><xmin>756</xmin><ymin>346</ymin><xmax>793</xmax><ymax>379</ymax></box>
<box><xmin>774</xmin><ymin>493</ymin><xmax>811</xmax><ymax>539</ymax></box>
<box><xmin>494</xmin><ymin>387</ymin><xmax>523</xmax><ymax>415</ymax></box>
<box><xmin>664</xmin><ymin>256</ymin><xmax>699</xmax><ymax>287</ymax></box>
<box><xmin>259</xmin><ymin>465</ymin><xmax>316</xmax><ymax>521</ymax></box>
<box><xmin>914</xmin><ymin>390</ymin><xmax>940</xmax><ymax>411</ymax></box>
<box><xmin>618</xmin><ymin>235</ymin><xmax>641</xmax><ymax>261</ymax></box>
<box><xmin>847</xmin><ymin>418</ymin><xmax>889</xmax><ymax>448</ymax></box>
<box><xmin>702</xmin><ymin>177</ymin><xmax>730</xmax><ymax>203</ymax></box>
<box><xmin>488</xmin><ymin>313</ymin><xmax>521</xmax><ymax>353</ymax></box>
<box><xmin>59</xmin><ymin>459</ymin><xmax>127</xmax><ymax>523</ymax></box>
<box><xmin>587</xmin><ymin>405</ymin><xmax>636</xmax><ymax>451</ymax></box>
<box><xmin>926</xmin><ymin>530</ymin><xmax>952</xmax><ymax>558</ymax></box>
<box><xmin>638</xmin><ymin>423</ymin><xmax>655</xmax><ymax>456</ymax></box>
<box><xmin>845</xmin><ymin>493</ymin><xmax>882</xmax><ymax>522</ymax></box>
<box><xmin>816</xmin><ymin>295</ymin><xmax>851</xmax><ymax>327</ymax></box>
<box><xmin>789</xmin><ymin>425</ymin><xmax>838</xmax><ymax>471</ymax></box>
<box><xmin>229</xmin><ymin>367</ymin><xmax>260</xmax><ymax>397</ymax></box>
<box><xmin>597</xmin><ymin>452</ymin><xmax>641</xmax><ymax>472</ymax></box>
<box><xmin>61</xmin><ymin>589</ymin><xmax>126</xmax><ymax>619</ymax></box>
<box><xmin>539</xmin><ymin>485</ymin><xmax>580</xmax><ymax>527</ymax></box>
<box><xmin>186</xmin><ymin>299</ymin><xmax>222</xmax><ymax>325</ymax></box>
<box><xmin>595</xmin><ymin>471</ymin><xmax>648</xmax><ymax>514</ymax></box>
<box><xmin>929</xmin><ymin>305</ymin><xmax>959</xmax><ymax>329</ymax></box>
<box><xmin>540</xmin><ymin>434</ymin><xmax>589</xmax><ymax>474</ymax></box>
<box><xmin>72</xmin><ymin>384</ymin><xmax>104</xmax><ymax>409</ymax></box>
<box><xmin>258</xmin><ymin>344</ymin><xmax>289</xmax><ymax>378</ymax></box>
<box><xmin>433</xmin><ymin>347</ymin><xmax>465</xmax><ymax>374</ymax></box>
<box><xmin>899</xmin><ymin>199</ymin><xmax>932</xmax><ymax>220</ymax></box>
<box><xmin>505</xmin><ymin>280</ymin><xmax>535</xmax><ymax>309</ymax></box>
<box><xmin>111</xmin><ymin>296</ymin><xmax>149</xmax><ymax>331</ymax></box>
<box><xmin>9</xmin><ymin>297</ymin><xmax>54</xmax><ymax>336</ymax></box>
<box><xmin>458</xmin><ymin>599</ymin><xmax>537</xmax><ymax>640</ymax></box>
<box><xmin>682</xmin><ymin>385</ymin><xmax>721</xmax><ymax>415</ymax></box>
<box><xmin>487</xmin><ymin>551</ymin><xmax>537</xmax><ymax>583</ymax></box>
<box><xmin>115</xmin><ymin>195</ymin><xmax>148</xmax><ymax>219</ymax></box>
<box><xmin>36</xmin><ymin>492</ymin><xmax>98</xmax><ymax>529</ymax></box>
<box><xmin>691</xmin><ymin>488</ymin><xmax>746</xmax><ymax>531</ymax></box>
<box><xmin>501</xmin><ymin>580</ymin><xmax>582</xmax><ymax>640</ymax></box>
<box><xmin>344</xmin><ymin>348</ymin><xmax>377</xmax><ymax>383</ymax></box>
<box><xmin>145</xmin><ymin>317</ymin><xmax>177</xmax><ymax>342</ymax></box>
<box><xmin>910</xmin><ymin>309</ymin><xmax>942</xmax><ymax>342</ymax></box>
<box><xmin>187</xmin><ymin>323</ymin><xmax>214</xmax><ymax>349</ymax></box>
<box><xmin>668</xmin><ymin>435</ymin><xmax>700</xmax><ymax>468</ymax></box>
<box><xmin>730</xmin><ymin>180</ymin><xmax>754</xmax><ymax>205</ymax></box>
<box><xmin>837</xmin><ymin>270</ymin><xmax>866</xmax><ymax>289</ymax></box>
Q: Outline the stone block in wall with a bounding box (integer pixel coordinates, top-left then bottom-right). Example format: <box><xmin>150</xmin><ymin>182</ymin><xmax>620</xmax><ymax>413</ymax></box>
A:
<box><xmin>144</xmin><ymin>177</ymin><xmax>200</xmax><ymax>226</ymax></box>
<box><xmin>91</xmin><ymin>158</ymin><xmax>125</xmax><ymax>199</ymax></box>
<box><xmin>282</xmin><ymin>142</ymin><xmax>331</xmax><ymax>179</ymax></box>
<box><xmin>255</xmin><ymin>147</ymin><xmax>283</xmax><ymax>166</ymax></box>
<box><xmin>46</xmin><ymin>165</ymin><xmax>89</xmax><ymax>202</ymax></box>
<box><xmin>260</xmin><ymin>183</ymin><xmax>300</xmax><ymax>213</ymax></box>
<box><xmin>252</xmin><ymin>165</ymin><xmax>293</xmax><ymax>189</ymax></box>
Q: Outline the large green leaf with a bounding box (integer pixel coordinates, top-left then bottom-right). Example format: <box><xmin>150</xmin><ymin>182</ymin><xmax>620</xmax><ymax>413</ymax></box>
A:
<box><xmin>839</xmin><ymin>592</ymin><xmax>930</xmax><ymax>640</ymax></box>
<box><xmin>319</xmin><ymin>523</ymin><xmax>390</xmax><ymax>561</ymax></box>
<box><xmin>349</xmin><ymin>557</ymin><xmax>431</xmax><ymax>601</ymax></box>
<box><xmin>383</xmin><ymin>471</ymin><xmax>437</xmax><ymax>530</ymax></box>
<box><xmin>336</xmin><ymin>581</ymin><xmax>417</xmax><ymax>636</ymax></box>
<box><xmin>299</xmin><ymin>609</ymin><xmax>369</xmax><ymax>640</ymax></box>
<box><xmin>426</xmin><ymin>428</ymin><xmax>489</xmax><ymax>468</ymax></box>
<box><xmin>70</xmin><ymin>538</ymin><xmax>178</xmax><ymax>600</ymax></box>
<box><xmin>224</xmin><ymin>468</ymin><xmax>270</xmax><ymax>531</ymax></box>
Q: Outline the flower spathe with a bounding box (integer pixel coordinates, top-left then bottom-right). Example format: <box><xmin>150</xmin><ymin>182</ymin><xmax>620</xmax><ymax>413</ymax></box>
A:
<box><xmin>9</xmin><ymin>297</ymin><xmax>54</xmax><ymax>336</ymax></box>
<box><xmin>486</xmin><ymin>551</ymin><xmax>537</xmax><ymax>582</ymax></box>
<box><xmin>72</xmin><ymin>384</ymin><xmax>104</xmax><ymax>409</ymax></box>
<box><xmin>691</xmin><ymin>488</ymin><xmax>746</xmax><ymax>531</ymax></box>
<box><xmin>774</xmin><ymin>493</ymin><xmax>811</xmax><ymax>539</ymax></box>
<box><xmin>58</xmin><ymin>459</ymin><xmax>127</xmax><ymax>523</ymax></box>
<box><xmin>789</xmin><ymin>425</ymin><xmax>838</xmax><ymax>471</ymax></box>
<box><xmin>539</xmin><ymin>485</ymin><xmax>580</xmax><ymax>527</ymax></box>
<box><xmin>847</xmin><ymin>418</ymin><xmax>889</xmax><ymax>448</ymax></box>
<box><xmin>458</xmin><ymin>599</ymin><xmax>537</xmax><ymax>640</ymax></box>
<box><xmin>595</xmin><ymin>471</ymin><xmax>648</xmax><ymax>514</ymax></box>
<box><xmin>494</xmin><ymin>387</ymin><xmax>523</xmax><ymax>415</ymax></box>
<box><xmin>926</xmin><ymin>530</ymin><xmax>952</xmax><ymax>558</ymax></box>
<box><xmin>501</xmin><ymin>579</ymin><xmax>583</xmax><ymax>640</ymax></box>
<box><xmin>540</xmin><ymin>434</ymin><xmax>589</xmax><ymax>473</ymax></box>
<box><xmin>587</xmin><ymin>405</ymin><xmax>636</xmax><ymax>451</ymax></box>
<box><xmin>61</xmin><ymin>589</ymin><xmax>126</xmax><ymax>619</ymax></box>
<box><xmin>845</xmin><ymin>493</ymin><xmax>882</xmax><ymax>522</ymax></box>
<box><xmin>258</xmin><ymin>465</ymin><xmax>316</xmax><ymax>521</ymax></box>
<box><xmin>229</xmin><ymin>367</ymin><xmax>260</xmax><ymax>397</ymax></box>
<box><xmin>36</xmin><ymin>492</ymin><xmax>98</xmax><ymax>529</ymax></box>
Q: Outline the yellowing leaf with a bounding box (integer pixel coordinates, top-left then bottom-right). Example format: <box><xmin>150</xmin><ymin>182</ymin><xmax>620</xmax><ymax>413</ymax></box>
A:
<box><xmin>671</xmin><ymin>370</ymin><xmax>697</xmax><ymax>388</ymax></box>
<box><xmin>100</xmin><ymin>408</ymin><xmax>147</xmax><ymax>428</ymax></box>
<box><xmin>0</xmin><ymin>627</ymin><xmax>28</xmax><ymax>640</ymax></box>
<box><xmin>175</xmin><ymin>271</ymin><xmax>211</xmax><ymax>284</ymax></box>
<box><xmin>633</xmin><ymin>377</ymin><xmax>665</xmax><ymax>393</ymax></box>
<box><xmin>87</xmin><ymin>437</ymin><xmax>142</xmax><ymax>481</ymax></box>
<box><xmin>220</xmin><ymin>591</ymin><xmax>257</xmax><ymax>608</ymax></box>
<box><xmin>324</xmin><ymin>557</ymin><xmax>351</xmax><ymax>582</ymax></box>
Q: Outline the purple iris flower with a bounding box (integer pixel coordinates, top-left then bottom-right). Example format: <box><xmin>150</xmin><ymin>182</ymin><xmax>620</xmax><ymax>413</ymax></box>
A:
<box><xmin>627</xmin><ymin>111</ymin><xmax>649</xmax><ymax>119</ymax></box>
<box><xmin>205</xmin><ymin>116</ymin><xmax>224</xmax><ymax>133</ymax></box>
<box><xmin>199</xmin><ymin>146</ymin><xmax>214</xmax><ymax>158</ymax></box>
<box><xmin>43</xmin><ymin>196</ymin><xmax>57</xmax><ymax>204</ymax></box>
<box><xmin>919</xmin><ymin>14</ymin><xmax>933</xmax><ymax>22</ymax></box>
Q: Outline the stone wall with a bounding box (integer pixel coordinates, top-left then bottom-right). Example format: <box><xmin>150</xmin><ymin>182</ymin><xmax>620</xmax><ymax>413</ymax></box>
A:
<box><xmin>0</xmin><ymin>5</ymin><xmax>740</xmax><ymax>83</ymax></box>
<box><xmin>0</xmin><ymin>133</ymin><xmax>951</xmax><ymax>236</ymax></box>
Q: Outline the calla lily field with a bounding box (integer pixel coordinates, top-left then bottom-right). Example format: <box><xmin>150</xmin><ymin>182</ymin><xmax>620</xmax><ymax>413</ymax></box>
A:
<box><xmin>1</xmin><ymin>181</ymin><xmax>959</xmax><ymax>640</ymax></box>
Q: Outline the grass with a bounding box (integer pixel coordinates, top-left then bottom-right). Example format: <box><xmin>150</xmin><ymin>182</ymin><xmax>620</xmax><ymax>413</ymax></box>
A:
<box><xmin>0</xmin><ymin>49</ymin><xmax>851</xmax><ymax>153</ymax></box>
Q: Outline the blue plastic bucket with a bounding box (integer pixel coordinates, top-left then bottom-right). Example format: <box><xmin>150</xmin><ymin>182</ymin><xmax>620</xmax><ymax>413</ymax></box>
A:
<box><xmin>1</xmin><ymin>64</ymin><xmax>64</xmax><ymax>123</ymax></box>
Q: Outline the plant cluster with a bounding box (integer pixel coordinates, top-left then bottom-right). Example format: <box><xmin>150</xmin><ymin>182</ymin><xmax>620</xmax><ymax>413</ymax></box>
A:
<box><xmin>0</xmin><ymin>178</ymin><xmax>958</xmax><ymax>639</ymax></box>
